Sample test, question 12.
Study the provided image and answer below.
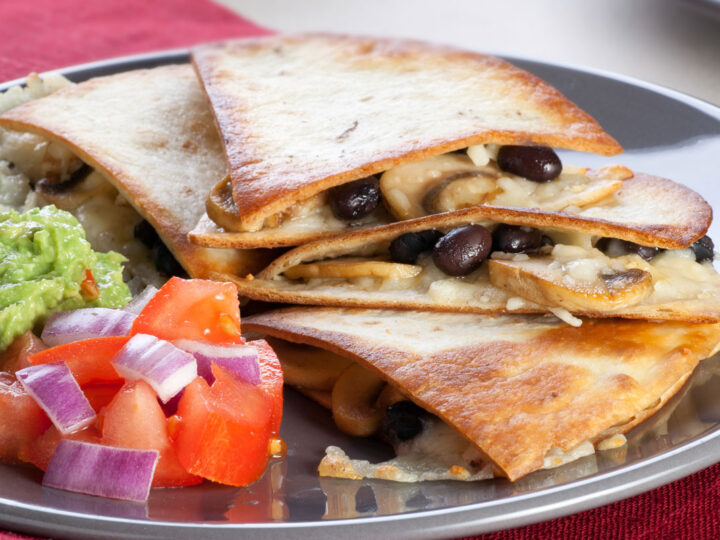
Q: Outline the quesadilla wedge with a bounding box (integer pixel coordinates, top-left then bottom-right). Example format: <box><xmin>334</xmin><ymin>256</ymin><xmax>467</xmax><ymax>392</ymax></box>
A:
<box><xmin>0</xmin><ymin>65</ymin><xmax>274</xmax><ymax>280</ymax></box>
<box><xmin>189</xmin><ymin>34</ymin><xmax>622</xmax><ymax>247</ymax></box>
<box><xmin>243</xmin><ymin>307</ymin><xmax>720</xmax><ymax>481</ymax></box>
<box><xmin>214</xmin><ymin>172</ymin><xmax>720</xmax><ymax>323</ymax></box>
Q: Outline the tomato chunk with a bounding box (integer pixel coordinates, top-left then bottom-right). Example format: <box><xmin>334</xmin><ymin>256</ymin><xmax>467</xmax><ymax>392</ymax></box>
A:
<box><xmin>131</xmin><ymin>277</ymin><xmax>242</xmax><ymax>343</ymax></box>
<box><xmin>19</xmin><ymin>424</ymin><xmax>100</xmax><ymax>471</ymax></box>
<box><xmin>0</xmin><ymin>373</ymin><xmax>51</xmax><ymax>464</ymax></box>
<box><xmin>101</xmin><ymin>380</ymin><xmax>202</xmax><ymax>488</ymax></box>
<box><xmin>252</xmin><ymin>339</ymin><xmax>283</xmax><ymax>436</ymax></box>
<box><xmin>0</xmin><ymin>332</ymin><xmax>46</xmax><ymax>374</ymax></box>
<box><xmin>174</xmin><ymin>365</ymin><xmax>272</xmax><ymax>486</ymax></box>
<box><xmin>28</xmin><ymin>336</ymin><xmax>129</xmax><ymax>386</ymax></box>
<box><xmin>83</xmin><ymin>382</ymin><xmax>124</xmax><ymax>413</ymax></box>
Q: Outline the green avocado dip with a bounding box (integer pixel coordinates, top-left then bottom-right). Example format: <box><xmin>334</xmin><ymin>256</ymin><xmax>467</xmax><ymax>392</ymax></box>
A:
<box><xmin>0</xmin><ymin>205</ymin><xmax>132</xmax><ymax>350</ymax></box>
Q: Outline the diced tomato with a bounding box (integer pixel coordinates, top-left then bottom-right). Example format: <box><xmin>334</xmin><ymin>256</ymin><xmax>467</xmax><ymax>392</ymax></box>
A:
<box><xmin>100</xmin><ymin>380</ymin><xmax>202</xmax><ymax>488</ymax></box>
<box><xmin>0</xmin><ymin>373</ymin><xmax>51</xmax><ymax>464</ymax></box>
<box><xmin>131</xmin><ymin>277</ymin><xmax>242</xmax><ymax>344</ymax></box>
<box><xmin>19</xmin><ymin>424</ymin><xmax>100</xmax><ymax>471</ymax></box>
<box><xmin>83</xmin><ymin>382</ymin><xmax>124</xmax><ymax>413</ymax></box>
<box><xmin>27</xmin><ymin>336</ymin><xmax>129</xmax><ymax>386</ymax></box>
<box><xmin>173</xmin><ymin>365</ymin><xmax>272</xmax><ymax>487</ymax></box>
<box><xmin>0</xmin><ymin>332</ymin><xmax>46</xmax><ymax>374</ymax></box>
<box><xmin>80</xmin><ymin>269</ymin><xmax>100</xmax><ymax>300</ymax></box>
<box><xmin>251</xmin><ymin>339</ymin><xmax>283</xmax><ymax>436</ymax></box>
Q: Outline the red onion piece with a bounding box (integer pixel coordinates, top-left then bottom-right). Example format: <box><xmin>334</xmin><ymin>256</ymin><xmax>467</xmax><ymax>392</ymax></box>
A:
<box><xmin>41</xmin><ymin>308</ymin><xmax>135</xmax><ymax>347</ymax></box>
<box><xmin>173</xmin><ymin>339</ymin><xmax>260</xmax><ymax>385</ymax></box>
<box><xmin>16</xmin><ymin>362</ymin><xmax>96</xmax><ymax>434</ymax></box>
<box><xmin>43</xmin><ymin>439</ymin><xmax>158</xmax><ymax>501</ymax></box>
<box><xmin>111</xmin><ymin>334</ymin><xmax>197</xmax><ymax>403</ymax></box>
<box><xmin>122</xmin><ymin>285</ymin><xmax>158</xmax><ymax>315</ymax></box>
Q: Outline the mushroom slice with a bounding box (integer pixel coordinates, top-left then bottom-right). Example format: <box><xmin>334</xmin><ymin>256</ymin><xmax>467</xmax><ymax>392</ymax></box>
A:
<box><xmin>488</xmin><ymin>256</ymin><xmax>654</xmax><ymax>312</ymax></box>
<box><xmin>35</xmin><ymin>166</ymin><xmax>116</xmax><ymax>211</ymax></box>
<box><xmin>332</xmin><ymin>363</ymin><xmax>386</xmax><ymax>437</ymax></box>
<box><xmin>284</xmin><ymin>258</ymin><xmax>422</xmax><ymax>280</ymax></box>
<box><xmin>206</xmin><ymin>176</ymin><xmax>328</xmax><ymax>232</ymax></box>
<box><xmin>205</xmin><ymin>176</ymin><xmax>241</xmax><ymax>231</ymax></box>
<box><xmin>422</xmin><ymin>172</ymin><xmax>499</xmax><ymax>214</ymax></box>
<box><xmin>380</xmin><ymin>153</ymin><xmax>495</xmax><ymax>220</ymax></box>
<box><xmin>265</xmin><ymin>337</ymin><xmax>352</xmax><ymax>391</ymax></box>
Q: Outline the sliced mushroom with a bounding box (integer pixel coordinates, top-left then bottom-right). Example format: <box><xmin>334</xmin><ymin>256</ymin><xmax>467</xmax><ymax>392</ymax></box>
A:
<box><xmin>206</xmin><ymin>176</ymin><xmax>328</xmax><ymax>232</ymax></box>
<box><xmin>380</xmin><ymin>153</ymin><xmax>496</xmax><ymax>220</ymax></box>
<box><xmin>265</xmin><ymin>337</ymin><xmax>352</xmax><ymax>391</ymax></box>
<box><xmin>35</xmin><ymin>165</ymin><xmax>116</xmax><ymax>210</ymax></box>
<box><xmin>422</xmin><ymin>172</ymin><xmax>499</xmax><ymax>214</ymax></box>
<box><xmin>332</xmin><ymin>363</ymin><xmax>386</xmax><ymax>437</ymax></box>
<box><xmin>488</xmin><ymin>256</ymin><xmax>654</xmax><ymax>312</ymax></box>
<box><xmin>284</xmin><ymin>257</ymin><xmax>422</xmax><ymax>280</ymax></box>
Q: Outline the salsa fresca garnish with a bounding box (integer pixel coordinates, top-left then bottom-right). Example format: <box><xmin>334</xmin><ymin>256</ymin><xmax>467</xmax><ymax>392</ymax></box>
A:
<box><xmin>0</xmin><ymin>277</ymin><xmax>284</xmax><ymax>501</ymax></box>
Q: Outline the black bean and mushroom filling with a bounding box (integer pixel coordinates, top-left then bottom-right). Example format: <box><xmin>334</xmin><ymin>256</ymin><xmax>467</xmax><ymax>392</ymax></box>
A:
<box><xmin>326</xmin><ymin>145</ymin><xmax>563</xmax><ymax>224</ymax></box>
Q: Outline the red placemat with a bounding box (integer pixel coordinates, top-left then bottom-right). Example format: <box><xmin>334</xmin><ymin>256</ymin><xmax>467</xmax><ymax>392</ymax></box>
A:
<box><xmin>0</xmin><ymin>1</ymin><xmax>718</xmax><ymax>539</ymax></box>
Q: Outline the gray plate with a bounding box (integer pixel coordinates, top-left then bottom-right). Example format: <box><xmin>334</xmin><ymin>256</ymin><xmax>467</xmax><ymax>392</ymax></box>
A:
<box><xmin>1</xmin><ymin>50</ymin><xmax>720</xmax><ymax>540</ymax></box>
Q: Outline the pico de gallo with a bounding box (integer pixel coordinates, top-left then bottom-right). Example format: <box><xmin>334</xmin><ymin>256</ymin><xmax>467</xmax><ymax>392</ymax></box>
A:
<box><xmin>0</xmin><ymin>277</ymin><xmax>284</xmax><ymax>501</ymax></box>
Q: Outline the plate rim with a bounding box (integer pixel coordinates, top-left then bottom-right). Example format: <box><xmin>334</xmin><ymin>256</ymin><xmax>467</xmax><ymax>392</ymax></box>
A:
<box><xmin>0</xmin><ymin>47</ymin><xmax>719</xmax><ymax>539</ymax></box>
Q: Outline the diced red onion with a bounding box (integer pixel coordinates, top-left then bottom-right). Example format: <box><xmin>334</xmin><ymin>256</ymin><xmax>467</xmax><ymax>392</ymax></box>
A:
<box><xmin>122</xmin><ymin>285</ymin><xmax>158</xmax><ymax>315</ymax></box>
<box><xmin>41</xmin><ymin>308</ymin><xmax>135</xmax><ymax>347</ymax></box>
<box><xmin>43</xmin><ymin>439</ymin><xmax>158</xmax><ymax>501</ymax></box>
<box><xmin>112</xmin><ymin>334</ymin><xmax>197</xmax><ymax>403</ymax></box>
<box><xmin>16</xmin><ymin>362</ymin><xmax>96</xmax><ymax>434</ymax></box>
<box><xmin>173</xmin><ymin>339</ymin><xmax>260</xmax><ymax>385</ymax></box>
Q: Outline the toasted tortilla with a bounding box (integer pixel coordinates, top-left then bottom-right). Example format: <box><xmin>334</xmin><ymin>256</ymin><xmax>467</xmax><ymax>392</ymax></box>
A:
<box><xmin>191</xmin><ymin>34</ymin><xmax>622</xmax><ymax>233</ymax></box>
<box><xmin>213</xmin><ymin>173</ymin><xmax>719</xmax><ymax>322</ymax></box>
<box><xmin>0</xmin><ymin>65</ymin><xmax>273</xmax><ymax>278</ymax></box>
<box><xmin>189</xmin><ymin>165</ymin><xmax>624</xmax><ymax>249</ymax></box>
<box><xmin>243</xmin><ymin>307</ymin><xmax>720</xmax><ymax>480</ymax></box>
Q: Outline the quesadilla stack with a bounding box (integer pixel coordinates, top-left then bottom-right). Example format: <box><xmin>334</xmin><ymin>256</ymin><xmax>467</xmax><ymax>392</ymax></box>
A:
<box><xmin>183</xmin><ymin>35</ymin><xmax>720</xmax><ymax>481</ymax></box>
<box><xmin>0</xmin><ymin>65</ymin><xmax>275</xmax><ymax>282</ymax></box>
<box><xmin>188</xmin><ymin>34</ymin><xmax>623</xmax><ymax>248</ymax></box>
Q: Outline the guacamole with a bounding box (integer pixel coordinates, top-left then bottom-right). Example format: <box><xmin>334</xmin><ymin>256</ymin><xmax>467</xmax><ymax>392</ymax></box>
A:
<box><xmin>0</xmin><ymin>206</ymin><xmax>132</xmax><ymax>350</ymax></box>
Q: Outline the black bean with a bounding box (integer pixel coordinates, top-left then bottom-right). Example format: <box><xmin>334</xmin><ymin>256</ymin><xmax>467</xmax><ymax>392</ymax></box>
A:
<box><xmin>496</xmin><ymin>145</ymin><xmax>562</xmax><ymax>182</ymax></box>
<box><xmin>691</xmin><ymin>235</ymin><xmax>714</xmax><ymax>263</ymax></box>
<box><xmin>432</xmin><ymin>224</ymin><xmax>492</xmax><ymax>276</ymax></box>
<box><xmin>133</xmin><ymin>219</ymin><xmax>160</xmax><ymax>249</ymax></box>
<box><xmin>380</xmin><ymin>401</ymin><xmax>427</xmax><ymax>443</ymax></box>
<box><xmin>492</xmin><ymin>224</ymin><xmax>543</xmax><ymax>253</ymax></box>
<box><xmin>153</xmin><ymin>243</ymin><xmax>187</xmax><ymax>277</ymax></box>
<box><xmin>389</xmin><ymin>229</ymin><xmax>443</xmax><ymax>264</ymax></box>
<box><xmin>329</xmin><ymin>175</ymin><xmax>381</xmax><ymax>220</ymax></box>
<box><xmin>596</xmin><ymin>238</ymin><xmax>660</xmax><ymax>261</ymax></box>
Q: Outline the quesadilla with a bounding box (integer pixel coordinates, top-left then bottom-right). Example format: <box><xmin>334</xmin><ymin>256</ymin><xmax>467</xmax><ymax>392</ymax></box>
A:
<box><xmin>0</xmin><ymin>65</ymin><xmax>274</xmax><ymax>281</ymax></box>
<box><xmin>243</xmin><ymin>307</ymin><xmax>720</xmax><ymax>481</ymax></box>
<box><xmin>213</xmin><ymin>171</ymin><xmax>720</xmax><ymax>323</ymax></box>
<box><xmin>189</xmin><ymin>34</ymin><xmax>622</xmax><ymax>248</ymax></box>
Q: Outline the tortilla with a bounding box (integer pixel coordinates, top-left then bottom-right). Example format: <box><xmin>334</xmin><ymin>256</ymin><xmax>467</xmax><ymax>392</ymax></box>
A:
<box><xmin>0</xmin><ymin>65</ymin><xmax>273</xmax><ymax>278</ymax></box>
<box><xmin>243</xmin><ymin>306</ymin><xmax>720</xmax><ymax>480</ymax></box>
<box><xmin>213</xmin><ymin>173</ymin><xmax>719</xmax><ymax>322</ymax></box>
<box><xmin>191</xmin><ymin>34</ymin><xmax>622</xmax><ymax>234</ymax></box>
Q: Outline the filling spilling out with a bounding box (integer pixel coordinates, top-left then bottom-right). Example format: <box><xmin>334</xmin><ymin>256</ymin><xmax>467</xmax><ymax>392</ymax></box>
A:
<box><xmin>267</xmin><ymin>337</ymin><xmax>627</xmax><ymax>482</ymax></box>
<box><xmin>0</xmin><ymin>80</ymin><xmax>185</xmax><ymax>295</ymax></box>
<box><xmin>274</xmin><ymin>223</ymin><xmax>717</xmax><ymax>321</ymax></box>
<box><xmin>207</xmin><ymin>143</ymin><xmax>629</xmax><ymax>235</ymax></box>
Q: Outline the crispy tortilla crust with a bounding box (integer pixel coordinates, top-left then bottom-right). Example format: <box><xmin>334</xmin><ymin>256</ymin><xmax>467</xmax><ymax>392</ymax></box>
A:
<box><xmin>192</xmin><ymin>34</ymin><xmax>622</xmax><ymax>232</ymax></box>
<box><xmin>243</xmin><ymin>307</ymin><xmax>720</xmax><ymax>480</ymax></box>
<box><xmin>190</xmin><ymin>171</ymin><xmax>710</xmax><ymax>249</ymax></box>
<box><xmin>0</xmin><ymin>65</ymin><xmax>271</xmax><ymax>278</ymax></box>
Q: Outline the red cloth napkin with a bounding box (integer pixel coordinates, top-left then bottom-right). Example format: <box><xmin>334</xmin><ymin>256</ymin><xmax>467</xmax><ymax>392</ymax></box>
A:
<box><xmin>0</xmin><ymin>1</ymin><xmax>718</xmax><ymax>539</ymax></box>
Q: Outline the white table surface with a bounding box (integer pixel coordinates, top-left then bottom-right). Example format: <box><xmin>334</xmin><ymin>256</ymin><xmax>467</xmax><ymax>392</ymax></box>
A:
<box><xmin>219</xmin><ymin>0</ymin><xmax>720</xmax><ymax>106</ymax></box>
